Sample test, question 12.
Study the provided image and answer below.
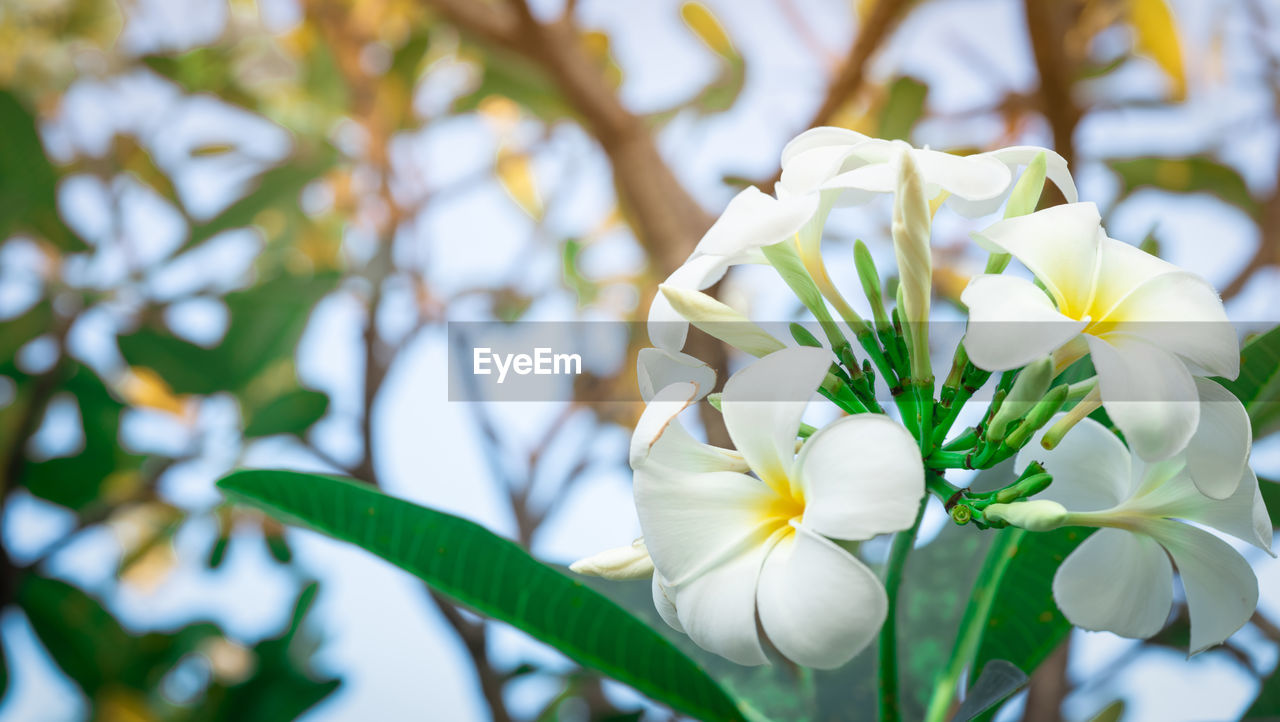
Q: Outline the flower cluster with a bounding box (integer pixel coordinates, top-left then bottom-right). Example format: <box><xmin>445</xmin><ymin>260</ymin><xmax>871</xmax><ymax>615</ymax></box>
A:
<box><xmin>574</xmin><ymin>128</ymin><xmax>1271</xmax><ymax>669</ymax></box>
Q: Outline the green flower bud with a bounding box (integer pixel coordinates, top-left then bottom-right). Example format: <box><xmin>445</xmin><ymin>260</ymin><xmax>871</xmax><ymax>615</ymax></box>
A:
<box><xmin>1004</xmin><ymin>383</ymin><xmax>1070</xmax><ymax>449</ymax></box>
<box><xmin>987</xmin><ymin>357</ymin><xmax>1053</xmax><ymax>442</ymax></box>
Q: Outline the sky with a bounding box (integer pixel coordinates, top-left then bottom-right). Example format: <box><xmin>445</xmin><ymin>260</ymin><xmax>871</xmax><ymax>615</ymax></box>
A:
<box><xmin>3</xmin><ymin>0</ymin><xmax>1280</xmax><ymax>720</ymax></box>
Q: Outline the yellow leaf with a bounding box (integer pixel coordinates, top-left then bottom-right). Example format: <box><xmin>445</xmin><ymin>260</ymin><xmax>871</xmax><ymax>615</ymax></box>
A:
<box><xmin>119</xmin><ymin>367</ymin><xmax>189</xmax><ymax>417</ymax></box>
<box><xmin>1128</xmin><ymin>0</ymin><xmax>1186</xmax><ymax>100</ymax></box>
<box><xmin>680</xmin><ymin>2</ymin><xmax>735</xmax><ymax>58</ymax></box>
<box><xmin>496</xmin><ymin>149</ymin><xmax>543</xmax><ymax>219</ymax></box>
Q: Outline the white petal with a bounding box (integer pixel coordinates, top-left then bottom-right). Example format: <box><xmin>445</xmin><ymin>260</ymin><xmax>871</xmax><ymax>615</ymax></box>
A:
<box><xmin>1088</xmin><ymin>334</ymin><xmax>1199</xmax><ymax>461</ymax></box>
<box><xmin>1095</xmin><ymin>270</ymin><xmax>1238</xmax><ymax>379</ymax></box>
<box><xmin>794</xmin><ymin>415</ymin><xmax>924</xmax><ymax>540</ymax></box>
<box><xmin>988</xmin><ymin>146</ymin><xmax>1078</xmax><ymax>203</ymax></box>
<box><xmin>672</xmin><ymin>543</ymin><xmax>770</xmax><ymax>666</ymax></box>
<box><xmin>911</xmin><ymin>147</ymin><xmax>1011</xmax><ymax>201</ymax></box>
<box><xmin>634</xmin><ymin>464</ymin><xmax>777</xmax><ymax>586</ymax></box>
<box><xmin>1184</xmin><ymin>378</ymin><xmax>1250</xmax><ymax>499</ymax></box>
<box><xmin>652</xmin><ymin>572</ymin><xmax>683</xmax><ymax>633</ymax></box>
<box><xmin>780</xmin><ymin>126</ymin><xmax>872</xmax><ymax>166</ymax></box>
<box><xmin>1052</xmin><ymin>528</ymin><xmax>1173</xmax><ymax>639</ymax></box>
<box><xmin>960</xmin><ymin>275</ymin><xmax>1086</xmax><ymax>371</ymax></box>
<box><xmin>1085</xmin><ymin>236</ymin><xmax>1181</xmax><ymax>319</ymax></box>
<box><xmin>756</xmin><ymin>524</ymin><xmax>887</xmax><ymax>669</ymax></box>
<box><xmin>971</xmin><ymin>203</ymin><xmax>1102</xmax><ymax>312</ymax></box>
<box><xmin>1019</xmin><ymin>417</ymin><xmax>1133</xmax><ymax>512</ymax></box>
<box><xmin>694</xmin><ymin>187</ymin><xmax>819</xmax><ymax>257</ymax></box>
<box><xmin>637</xmin><ymin>347</ymin><xmax>716</xmax><ymax>402</ymax></box>
<box><xmin>778</xmin><ymin>129</ymin><xmax>873</xmax><ymax>196</ymax></box>
<box><xmin>647</xmin><ymin>254</ymin><xmax>733</xmax><ymax>352</ymax></box>
<box><xmin>659</xmin><ymin>285</ymin><xmax>787</xmax><ymax>358</ymax></box>
<box><xmin>1144</xmin><ymin>521</ymin><xmax>1258</xmax><ymax>654</ymax></box>
<box><xmin>721</xmin><ymin>347</ymin><xmax>832</xmax><ymax>495</ymax></box>
<box><xmin>630</xmin><ymin>381</ymin><xmax>699</xmax><ymax>470</ymax></box>
<box><xmin>1134</xmin><ymin>466</ymin><xmax>1272</xmax><ymax>554</ymax></box>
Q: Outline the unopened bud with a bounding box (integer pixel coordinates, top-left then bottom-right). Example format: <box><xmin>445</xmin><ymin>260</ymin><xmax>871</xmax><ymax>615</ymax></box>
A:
<box><xmin>984</xmin><ymin>500</ymin><xmax>1068</xmax><ymax>532</ymax></box>
<box><xmin>570</xmin><ymin>539</ymin><xmax>654</xmax><ymax>580</ymax></box>
<box><xmin>987</xmin><ymin>357</ymin><xmax>1053</xmax><ymax>442</ymax></box>
<box><xmin>1004</xmin><ymin>384</ymin><xmax>1069</xmax><ymax>448</ymax></box>
<box><xmin>891</xmin><ymin>150</ymin><xmax>933</xmax><ymax>382</ymax></box>
<box><xmin>790</xmin><ymin>323</ymin><xmax>823</xmax><ymax>348</ymax></box>
<box><xmin>660</xmin><ymin>285</ymin><xmax>786</xmax><ymax>358</ymax></box>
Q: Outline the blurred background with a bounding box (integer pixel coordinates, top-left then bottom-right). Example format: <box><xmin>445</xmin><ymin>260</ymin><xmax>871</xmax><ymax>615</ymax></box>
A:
<box><xmin>3</xmin><ymin>0</ymin><xmax>1280</xmax><ymax>720</ymax></box>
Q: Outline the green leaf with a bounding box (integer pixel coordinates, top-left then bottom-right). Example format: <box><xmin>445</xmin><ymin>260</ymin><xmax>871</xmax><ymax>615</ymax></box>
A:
<box><xmin>1245</xmin><ymin>655</ymin><xmax>1280</xmax><ymax>719</ymax></box>
<box><xmin>1216</xmin><ymin>324</ymin><xmax>1280</xmax><ymax>438</ymax></box>
<box><xmin>244</xmin><ymin>388</ymin><xmax>329</xmax><ymax>438</ymax></box>
<box><xmin>1259</xmin><ymin>478</ymin><xmax>1280</xmax><ymax>528</ymax></box>
<box><xmin>877</xmin><ymin>76</ymin><xmax>928</xmax><ymax>142</ymax></box>
<box><xmin>183</xmin><ymin>152</ymin><xmax>334</xmax><ymax>253</ymax></box>
<box><xmin>216</xmin><ymin>470</ymin><xmax>745</xmax><ymax>722</ymax></box>
<box><xmin>118</xmin><ymin>273</ymin><xmax>338</xmax><ymax>397</ymax></box>
<box><xmin>0</xmin><ymin>91</ymin><xmax>85</xmax><ymax>251</ymax></box>
<box><xmin>218</xmin><ymin>273</ymin><xmax>338</xmax><ymax>388</ymax></box>
<box><xmin>198</xmin><ymin>582</ymin><xmax>340</xmax><ymax>722</ymax></box>
<box><xmin>117</xmin><ymin>328</ymin><xmax>225</xmax><ymax>395</ymax></box>
<box><xmin>952</xmin><ymin>660</ymin><xmax>1029</xmax><ymax>722</ymax></box>
<box><xmin>0</xmin><ymin>300</ymin><xmax>53</xmax><ymax>364</ymax></box>
<box><xmin>19</xmin><ymin>575</ymin><xmax>135</xmax><ymax>696</ymax></box>
<box><xmin>926</xmin><ymin>527</ymin><xmax>1092</xmax><ymax>722</ymax></box>
<box><xmin>1107</xmin><ymin>156</ymin><xmax>1259</xmax><ymax>219</ymax></box>
<box><xmin>22</xmin><ymin>365</ymin><xmax>143</xmax><ymax>511</ymax></box>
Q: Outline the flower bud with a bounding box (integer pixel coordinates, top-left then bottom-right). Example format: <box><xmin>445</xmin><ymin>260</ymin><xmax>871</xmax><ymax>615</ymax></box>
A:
<box><xmin>853</xmin><ymin>240</ymin><xmax>891</xmax><ymax>329</ymax></box>
<box><xmin>1004</xmin><ymin>383</ymin><xmax>1070</xmax><ymax>448</ymax></box>
<box><xmin>570</xmin><ymin>539</ymin><xmax>654</xmax><ymax>580</ymax></box>
<box><xmin>891</xmin><ymin>150</ymin><xmax>932</xmax><ymax>381</ymax></box>
<box><xmin>660</xmin><ymin>284</ymin><xmax>786</xmax><ymax>358</ymax></box>
<box><xmin>987</xmin><ymin>357</ymin><xmax>1053</xmax><ymax>442</ymax></box>
<box><xmin>984</xmin><ymin>500</ymin><xmax>1068</xmax><ymax>532</ymax></box>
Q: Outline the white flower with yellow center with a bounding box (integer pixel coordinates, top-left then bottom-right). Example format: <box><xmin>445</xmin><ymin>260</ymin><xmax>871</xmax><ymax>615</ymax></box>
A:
<box><xmin>630</xmin><ymin>347</ymin><xmax>924</xmax><ymax>668</ymax></box>
<box><xmin>960</xmin><ymin>202</ymin><xmax>1240</xmax><ymax>469</ymax></box>
<box><xmin>986</xmin><ymin>417</ymin><xmax>1272</xmax><ymax>654</ymax></box>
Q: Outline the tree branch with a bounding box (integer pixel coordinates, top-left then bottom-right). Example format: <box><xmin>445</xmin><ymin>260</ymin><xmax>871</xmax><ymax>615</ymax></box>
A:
<box><xmin>757</xmin><ymin>0</ymin><xmax>912</xmax><ymax>190</ymax></box>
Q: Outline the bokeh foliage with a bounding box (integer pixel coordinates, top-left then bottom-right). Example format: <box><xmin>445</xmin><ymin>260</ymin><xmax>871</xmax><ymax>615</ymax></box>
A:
<box><xmin>3</xmin><ymin>0</ymin><xmax>1280</xmax><ymax>720</ymax></box>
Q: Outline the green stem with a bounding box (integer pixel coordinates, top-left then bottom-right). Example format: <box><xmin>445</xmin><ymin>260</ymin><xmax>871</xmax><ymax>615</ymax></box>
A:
<box><xmin>879</xmin><ymin>493</ymin><xmax>929</xmax><ymax>722</ymax></box>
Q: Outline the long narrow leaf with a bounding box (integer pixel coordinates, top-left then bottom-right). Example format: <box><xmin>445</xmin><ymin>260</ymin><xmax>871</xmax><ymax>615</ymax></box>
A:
<box><xmin>216</xmin><ymin>469</ymin><xmax>744</xmax><ymax>722</ymax></box>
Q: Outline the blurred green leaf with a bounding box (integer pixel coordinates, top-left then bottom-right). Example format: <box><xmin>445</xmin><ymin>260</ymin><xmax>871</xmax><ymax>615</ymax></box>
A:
<box><xmin>1246</xmin><ymin>663</ymin><xmax>1280</xmax><ymax>719</ymax></box>
<box><xmin>1259</xmin><ymin>478</ymin><xmax>1280</xmax><ymax>528</ymax></box>
<box><xmin>118</xmin><ymin>273</ymin><xmax>337</xmax><ymax>397</ymax></box>
<box><xmin>143</xmin><ymin>47</ymin><xmax>256</xmax><ymax>109</ymax></box>
<box><xmin>244</xmin><ymin>388</ymin><xmax>329</xmax><ymax>438</ymax></box>
<box><xmin>1216</xmin><ymin>324</ymin><xmax>1280</xmax><ymax>438</ymax></box>
<box><xmin>1108</xmin><ymin>156</ymin><xmax>1259</xmax><ymax>218</ymax></box>
<box><xmin>117</xmin><ymin>328</ymin><xmax>225</xmax><ymax>395</ymax></box>
<box><xmin>0</xmin><ymin>91</ymin><xmax>85</xmax><ymax>251</ymax></box>
<box><xmin>216</xmin><ymin>469</ymin><xmax>747</xmax><ymax>722</ymax></box>
<box><xmin>0</xmin><ymin>301</ymin><xmax>53</xmax><ymax>364</ymax></box>
<box><xmin>184</xmin><ymin>152</ymin><xmax>334</xmax><ymax>253</ymax></box>
<box><xmin>561</xmin><ymin>238</ymin><xmax>598</xmax><ymax>307</ymax></box>
<box><xmin>196</xmin><ymin>583</ymin><xmax>340</xmax><ymax>722</ymax></box>
<box><xmin>877</xmin><ymin>76</ymin><xmax>928</xmax><ymax>142</ymax></box>
<box><xmin>23</xmin><ymin>365</ymin><xmax>143</xmax><ymax>511</ymax></box>
<box><xmin>454</xmin><ymin>46</ymin><xmax>573</xmax><ymax>122</ymax></box>
<box><xmin>20</xmin><ymin>574</ymin><xmax>135</xmax><ymax>697</ymax></box>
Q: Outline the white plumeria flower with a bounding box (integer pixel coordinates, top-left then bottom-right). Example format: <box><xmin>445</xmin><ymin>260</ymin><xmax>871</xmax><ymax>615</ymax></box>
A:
<box><xmin>961</xmin><ymin>202</ymin><xmax>1240</xmax><ymax>467</ymax></box>
<box><xmin>636</xmin><ymin>347</ymin><xmax>715</xmax><ymax>402</ymax></box>
<box><xmin>776</xmin><ymin>127</ymin><xmax>1077</xmax><ymax>216</ymax></box>
<box><xmin>996</xmin><ymin>417</ymin><xmax>1272</xmax><ymax>654</ymax></box>
<box><xmin>632</xmin><ymin>347</ymin><xmax>924</xmax><ymax>668</ymax></box>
